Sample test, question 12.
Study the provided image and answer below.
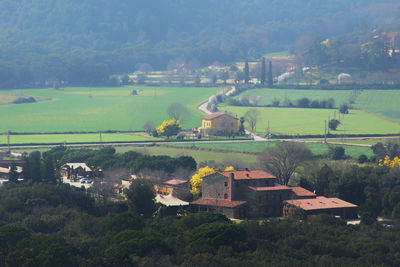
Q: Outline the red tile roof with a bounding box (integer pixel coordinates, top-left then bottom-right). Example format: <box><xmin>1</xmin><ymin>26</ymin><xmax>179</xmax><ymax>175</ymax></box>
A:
<box><xmin>191</xmin><ymin>198</ymin><xmax>246</xmax><ymax>208</ymax></box>
<box><xmin>249</xmin><ymin>186</ymin><xmax>291</xmax><ymax>191</ymax></box>
<box><xmin>0</xmin><ymin>167</ymin><xmax>10</xmax><ymax>174</ymax></box>
<box><xmin>216</xmin><ymin>170</ymin><xmax>276</xmax><ymax>180</ymax></box>
<box><xmin>290</xmin><ymin>187</ymin><xmax>316</xmax><ymax>197</ymax></box>
<box><xmin>164</xmin><ymin>179</ymin><xmax>188</xmax><ymax>185</ymax></box>
<box><xmin>284</xmin><ymin>196</ymin><xmax>358</xmax><ymax>211</ymax></box>
<box><xmin>202</xmin><ymin>112</ymin><xmax>236</xmax><ymax>120</ymax></box>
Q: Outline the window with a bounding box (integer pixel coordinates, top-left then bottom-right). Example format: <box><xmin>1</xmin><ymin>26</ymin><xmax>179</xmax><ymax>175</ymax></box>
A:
<box><xmin>224</xmin><ymin>181</ymin><xmax>228</xmax><ymax>186</ymax></box>
<box><xmin>224</xmin><ymin>193</ymin><xmax>228</xmax><ymax>199</ymax></box>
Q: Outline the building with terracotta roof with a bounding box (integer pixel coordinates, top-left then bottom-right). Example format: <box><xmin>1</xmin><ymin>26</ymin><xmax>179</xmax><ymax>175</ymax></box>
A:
<box><xmin>192</xmin><ymin>170</ymin><xmax>295</xmax><ymax>218</ymax></box>
<box><xmin>198</xmin><ymin>112</ymin><xmax>238</xmax><ymax>136</ymax></box>
<box><xmin>191</xmin><ymin>170</ymin><xmax>357</xmax><ymax>220</ymax></box>
<box><xmin>283</xmin><ymin>196</ymin><xmax>358</xmax><ymax>219</ymax></box>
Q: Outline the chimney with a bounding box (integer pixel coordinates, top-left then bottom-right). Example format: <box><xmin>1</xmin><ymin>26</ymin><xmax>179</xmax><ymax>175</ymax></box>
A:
<box><xmin>228</xmin><ymin>173</ymin><xmax>234</xmax><ymax>200</ymax></box>
<box><xmin>245</xmin><ymin>168</ymin><xmax>250</xmax><ymax>172</ymax></box>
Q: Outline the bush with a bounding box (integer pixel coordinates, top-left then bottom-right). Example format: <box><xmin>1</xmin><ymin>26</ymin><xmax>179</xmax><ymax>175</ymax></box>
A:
<box><xmin>358</xmin><ymin>154</ymin><xmax>369</xmax><ymax>164</ymax></box>
<box><xmin>329</xmin><ymin>146</ymin><xmax>345</xmax><ymax>160</ymax></box>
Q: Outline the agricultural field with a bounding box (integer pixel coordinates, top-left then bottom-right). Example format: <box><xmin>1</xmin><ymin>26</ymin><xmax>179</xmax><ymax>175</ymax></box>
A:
<box><xmin>0</xmin><ymin>86</ymin><xmax>221</xmax><ymax>133</ymax></box>
<box><xmin>0</xmin><ymin>132</ymin><xmax>159</xmax><ymax>145</ymax></box>
<box><xmin>115</xmin><ymin>145</ymin><xmax>258</xmax><ymax>164</ymax></box>
<box><xmin>223</xmin><ymin>106</ymin><xmax>400</xmax><ymax>135</ymax></box>
<box><xmin>235</xmin><ymin>88</ymin><xmax>400</xmax><ymax>122</ymax></box>
<box><xmin>167</xmin><ymin>141</ymin><xmax>374</xmax><ymax>158</ymax></box>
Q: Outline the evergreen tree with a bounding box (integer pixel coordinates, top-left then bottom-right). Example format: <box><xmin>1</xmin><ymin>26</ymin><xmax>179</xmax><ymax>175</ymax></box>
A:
<box><xmin>42</xmin><ymin>155</ymin><xmax>56</xmax><ymax>183</ymax></box>
<box><xmin>268</xmin><ymin>61</ymin><xmax>273</xmax><ymax>87</ymax></box>
<box><xmin>260</xmin><ymin>57</ymin><xmax>266</xmax><ymax>85</ymax></box>
<box><xmin>8</xmin><ymin>161</ymin><xmax>19</xmax><ymax>183</ymax></box>
<box><xmin>244</xmin><ymin>60</ymin><xmax>250</xmax><ymax>84</ymax></box>
<box><xmin>23</xmin><ymin>151</ymin><xmax>42</xmax><ymax>182</ymax></box>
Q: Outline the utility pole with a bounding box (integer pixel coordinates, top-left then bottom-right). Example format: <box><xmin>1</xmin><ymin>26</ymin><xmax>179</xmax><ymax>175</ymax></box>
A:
<box><xmin>6</xmin><ymin>130</ymin><xmax>10</xmax><ymax>154</ymax></box>
<box><xmin>324</xmin><ymin>120</ymin><xmax>327</xmax><ymax>144</ymax></box>
<box><xmin>267</xmin><ymin>120</ymin><xmax>270</xmax><ymax>139</ymax></box>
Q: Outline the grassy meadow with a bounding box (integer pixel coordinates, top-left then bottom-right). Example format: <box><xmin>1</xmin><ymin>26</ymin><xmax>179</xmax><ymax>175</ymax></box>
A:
<box><xmin>222</xmin><ymin>106</ymin><xmax>400</xmax><ymax>135</ymax></box>
<box><xmin>115</xmin><ymin>145</ymin><xmax>258</xmax><ymax>164</ymax></box>
<box><xmin>235</xmin><ymin>88</ymin><xmax>400</xmax><ymax>122</ymax></box>
<box><xmin>0</xmin><ymin>132</ymin><xmax>160</xmax><ymax>145</ymax></box>
<box><xmin>167</xmin><ymin>141</ymin><xmax>374</xmax><ymax>158</ymax></box>
<box><xmin>0</xmin><ymin>86</ymin><xmax>221</xmax><ymax>133</ymax></box>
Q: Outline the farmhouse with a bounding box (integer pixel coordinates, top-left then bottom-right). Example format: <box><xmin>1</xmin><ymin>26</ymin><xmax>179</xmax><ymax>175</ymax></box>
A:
<box><xmin>191</xmin><ymin>170</ymin><xmax>357</xmax><ymax>219</ymax></box>
<box><xmin>198</xmin><ymin>112</ymin><xmax>238</xmax><ymax>136</ymax></box>
<box><xmin>61</xmin><ymin>163</ymin><xmax>93</xmax><ymax>180</ymax></box>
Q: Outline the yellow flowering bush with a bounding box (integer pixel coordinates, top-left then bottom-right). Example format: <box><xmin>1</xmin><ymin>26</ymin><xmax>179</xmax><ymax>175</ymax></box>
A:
<box><xmin>379</xmin><ymin>155</ymin><xmax>400</xmax><ymax>167</ymax></box>
<box><xmin>224</xmin><ymin>166</ymin><xmax>235</xmax><ymax>171</ymax></box>
<box><xmin>190</xmin><ymin>166</ymin><xmax>215</xmax><ymax>197</ymax></box>
<box><xmin>156</xmin><ymin>119</ymin><xmax>181</xmax><ymax>137</ymax></box>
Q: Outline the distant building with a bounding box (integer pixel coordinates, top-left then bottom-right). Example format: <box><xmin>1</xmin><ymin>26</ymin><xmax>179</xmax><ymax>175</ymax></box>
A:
<box><xmin>191</xmin><ymin>170</ymin><xmax>358</xmax><ymax>220</ymax></box>
<box><xmin>198</xmin><ymin>112</ymin><xmax>238</xmax><ymax>136</ymax></box>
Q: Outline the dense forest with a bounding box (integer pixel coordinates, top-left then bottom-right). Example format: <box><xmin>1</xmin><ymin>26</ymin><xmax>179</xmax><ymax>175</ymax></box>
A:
<box><xmin>0</xmin><ymin>0</ymin><xmax>399</xmax><ymax>88</ymax></box>
<box><xmin>1</xmin><ymin>145</ymin><xmax>400</xmax><ymax>265</ymax></box>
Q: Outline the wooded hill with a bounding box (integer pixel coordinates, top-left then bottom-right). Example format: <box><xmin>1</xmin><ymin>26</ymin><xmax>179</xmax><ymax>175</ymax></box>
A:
<box><xmin>0</xmin><ymin>0</ymin><xmax>399</xmax><ymax>88</ymax></box>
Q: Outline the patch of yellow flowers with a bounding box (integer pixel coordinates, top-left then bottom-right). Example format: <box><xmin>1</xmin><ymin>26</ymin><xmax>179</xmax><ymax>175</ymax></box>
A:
<box><xmin>379</xmin><ymin>155</ymin><xmax>400</xmax><ymax>167</ymax></box>
<box><xmin>190</xmin><ymin>166</ymin><xmax>235</xmax><ymax>196</ymax></box>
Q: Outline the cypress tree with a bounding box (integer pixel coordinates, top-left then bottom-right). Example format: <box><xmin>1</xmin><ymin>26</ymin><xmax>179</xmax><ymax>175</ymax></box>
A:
<box><xmin>260</xmin><ymin>57</ymin><xmax>266</xmax><ymax>85</ymax></box>
<box><xmin>268</xmin><ymin>61</ymin><xmax>273</xmax><ymax>87</ymax></box>
<box><xmin>244</xmin><ymin>60</ymin><xmax>250</xmax><ymax>84</ymax></box>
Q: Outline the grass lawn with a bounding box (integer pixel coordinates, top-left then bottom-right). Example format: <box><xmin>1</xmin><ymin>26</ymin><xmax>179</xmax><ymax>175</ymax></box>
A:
<box><xmin>0</xmin><ymin>133</ymin><xmax>160</xmax><ymax>145</ymax></box>
<box><xmin>0</xmin><ymin>86</ymin><xmax>221</xmax><ymax>133</ymax></box>
<box><xmin>115</xmin><ymin>145</ymin><xmax>258</xmax><ymax>164</ymax></box>
<box><xmin>221</xmin><ymin>106</ymin><xmax>400</xmax><ymax>135</ymax></box>
<box><xmin>167</xmin><ymin>141</ymin><xmax>374</xmax><ymax>158</ymax></box>
<box><xmin>235</xmin><ymin>88</ymin><xmax>400</xmax><ymax>123</ymax></box>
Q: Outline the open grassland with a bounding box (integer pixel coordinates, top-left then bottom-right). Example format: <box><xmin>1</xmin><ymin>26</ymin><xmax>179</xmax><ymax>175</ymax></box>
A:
<box><xmin>222</xmin><ymin>106</ymin><xmax>400</xmax><ymax>135</ymax></box>
<box><xmin>236</xmin><ymin>88</ymin><xmax>400</xmax><ymax>123</ymax></box>
<box><xmin>115</xmin><ymin>145</ymin><xmax>258</xmax><ymax>164</ymax></box>
<box><xmin>0</xmin><ymin>133</ymin><xmax>159</xmax><ymax>145</ymax></box>
<box><xmin>0</xmin><ymin>86</ymin><xmax>221</xmax><ymax>133</ymax></box>
<box><xmin>167</xmin><ymin>141</ymin><xmax>374</xmax><ymax>158</ymax></box>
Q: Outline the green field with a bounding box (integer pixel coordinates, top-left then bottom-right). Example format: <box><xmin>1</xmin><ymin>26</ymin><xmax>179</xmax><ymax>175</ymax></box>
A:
<box><xmin>0</xmin><ymin>86</ymin><xmax>221</xmax><ymax>133</ymax></box>
<box><xmin>235</xmin><ymin>88</ymin><xmax>400</xmax><ymax>122</ymax></box>
<box><xmin>222</xmin><ymin>106</ymin><xmax>400</xmax><ymax>135</ymax></box>
<box><xmin>167</xmin><ymin>141</ymin><xmax>374</xmax><ymax>158</ymax></box>
<box><xmin>0</xmin><ymin>133</ymin><xmax>160</xmax><ymax>145</ymax></box>
<box><xmin>115</xmin><ymin>145</ymin><xmax>258</xmax><ymax>164</ymax></box>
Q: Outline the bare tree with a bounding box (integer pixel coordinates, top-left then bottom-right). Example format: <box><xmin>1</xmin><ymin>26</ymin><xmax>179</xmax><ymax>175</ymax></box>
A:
<box><xmin>258</xmin><ymin>142</ymin><xmax>313</xmax><ymax>185</ymax></box>
<box><xmin>244</xmin><ymin>109</ymin><xmax>260</xmax><ymax>132</ymax></box>
<box><xmin>142</xmin><ymin>120</ymin><xmax>154</xmax><ymax>133</ymax></box>
<box><xmin>167</xmin><ymin>103</ymin><xmax>188</xmax><ymax>122</ymax></box>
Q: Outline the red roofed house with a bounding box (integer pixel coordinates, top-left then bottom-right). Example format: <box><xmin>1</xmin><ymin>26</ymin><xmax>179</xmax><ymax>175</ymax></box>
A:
<box><xmin>192</xmin><ymin>170</ymin><xmax>300</xmax><ymax>219</ymax></box>
<box><xmin>283</xmin><ymin>196</ymin><xmax>358</xmax><ymax>219</ymax></box>
<box><xmin>191</xmin><ymin>169</ymin><xmax>358</xmax><ymax>220</ymax></box>
<box><xmin>198</xmin><ymin>112</ymin><xmax>238</xmax><ymax>136</ymax></box>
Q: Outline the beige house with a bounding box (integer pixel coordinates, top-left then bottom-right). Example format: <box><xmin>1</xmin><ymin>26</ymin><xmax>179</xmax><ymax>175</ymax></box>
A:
<box><xmin>198</xmin><ymin>112</ymin><xmax>238</xmax><ymax>136</ymax></box>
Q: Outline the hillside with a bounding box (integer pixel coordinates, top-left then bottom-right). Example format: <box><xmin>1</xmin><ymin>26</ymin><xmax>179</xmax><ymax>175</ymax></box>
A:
<box><xmin>0</xmin><ymin>0</ymin><xmax>399</xmax><ymax>88</ymax></box>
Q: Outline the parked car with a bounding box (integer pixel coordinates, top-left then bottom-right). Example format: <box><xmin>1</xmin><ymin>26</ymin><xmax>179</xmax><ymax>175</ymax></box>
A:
<box><xmin>80</xmin><ymin>178</ymin><xmax>93</xmax><ymax>184</ymax></box>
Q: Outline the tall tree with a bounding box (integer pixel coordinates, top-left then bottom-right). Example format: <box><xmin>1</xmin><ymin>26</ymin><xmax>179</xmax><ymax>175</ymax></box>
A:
<box><xmin>244</xmin><ymin>109</ymin><xmax>260</xmax><ymax>132</ymax></box>
<box><xmin>267</xmin><ymin>61</ymin><xmax>273</xmax><ymax>87</ymax></box>
<box><xmin>244</xmin><ymin>60</ymin><xmax>250</xmax><ymax>84</ymax></box>
<box><xmin>8</xmin><ymin>161</ymin><xmax>19</xmax><ymax>183</ymax></box>
<box><xmin>126</xmin><ymin>178</ymin><xmax>155</xmax><ymax>218</ymax></box>
<box><xmin>260</xmin><ymin>57</ymin><xmax>266</xmax><ymax>85</ymax></box>
<box><xmin>167</xmin><ymin>103</ymin><xmax>188</xmax><ymax>122</ymax></box>
<box><xmin>259</xmin><ymin>142</ymin><xmax>313</xmax><ymax>185</ymax></box>
<box><xmin>24</xmin><ymin>151</ymin><xmax>42</xmax><ymax>182</ymax></box>
<box><xmin>42</xmin><ymin>155</ymin><xmax>56</xmax><ymax>183</ymax></box>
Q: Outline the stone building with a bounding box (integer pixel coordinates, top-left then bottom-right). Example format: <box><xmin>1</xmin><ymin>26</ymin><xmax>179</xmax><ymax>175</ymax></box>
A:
<box><xmin>191</xmin><ymin>170</ymin><xmax>358</xmax><ymax>220</ymax></box>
